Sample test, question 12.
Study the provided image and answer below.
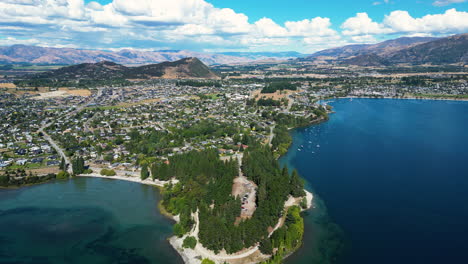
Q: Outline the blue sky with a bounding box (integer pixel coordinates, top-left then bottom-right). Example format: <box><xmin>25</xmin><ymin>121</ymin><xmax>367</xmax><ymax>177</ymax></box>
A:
<box><xmin>0</xmin><ymin>0</ymin><xmax>467</xmax><ymax>53</ymax></box>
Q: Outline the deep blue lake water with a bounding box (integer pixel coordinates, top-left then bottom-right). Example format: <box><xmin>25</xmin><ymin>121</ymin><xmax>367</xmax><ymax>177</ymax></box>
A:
<box><xmin>282</xmin><ymin>99</ymin><xmax>468</xmax><ymax>264</ymax></box>
<box><xmin>0</xmin><ymin>178</ymin><xmax>182</xmax><ymax>264</ymax></box>
<box><xmin>2</xmin><ymin>99</ymin><xmax>468</xmax><ymax>264</ymax></box>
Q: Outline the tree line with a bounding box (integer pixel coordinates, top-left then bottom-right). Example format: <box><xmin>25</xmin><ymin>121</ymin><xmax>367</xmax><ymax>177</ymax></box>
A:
<box><xmin>261</xmin><ymin>82</ymin><xmax>298</xmax><ymax>94</ymax></box>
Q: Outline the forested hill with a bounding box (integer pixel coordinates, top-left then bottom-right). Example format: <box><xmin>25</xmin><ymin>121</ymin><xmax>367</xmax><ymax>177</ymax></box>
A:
<box><xmin>14</xmin><ymin>57</ymin><xmax>219</xmax><ymax>87</ymax></box>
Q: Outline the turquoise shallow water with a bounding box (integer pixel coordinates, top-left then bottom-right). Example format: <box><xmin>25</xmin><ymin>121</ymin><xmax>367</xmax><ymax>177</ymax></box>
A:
<box><xmin>282</xmin><ymin>99</ymin><xmax>468</xmax><ymax>264</ymax></box>
<box><xmin>0</xmin><ymin>177</ymin><xmax>182</xmax><ymax>264</ymax></box>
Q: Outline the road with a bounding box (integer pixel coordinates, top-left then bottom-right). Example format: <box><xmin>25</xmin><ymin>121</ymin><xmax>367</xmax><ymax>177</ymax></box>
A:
<box><xmin>39</xmin><ymin>88</ymin><xmax>103</xmax><ymax>174</ymax></box>
<box><xmin>267</xmin><ymin>96</ymin><xmax>294</xmax><ymax>147</ymax></box>
<box><xmin>39</xmin><ymin>126</ymin><xmax>72</xmax><ymax>173</ymax></box>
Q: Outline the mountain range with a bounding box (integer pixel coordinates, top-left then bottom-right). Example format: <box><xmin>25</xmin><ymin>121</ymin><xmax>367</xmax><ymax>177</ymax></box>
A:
<box><xmin>304</xmin><ymin>33</ymin><xmax>468</xmax><ymax>66</ymax></box>
<box><xmin>0</xmin><ymin>45</ymin><xmax>304</xmax><ymax>66</ymax></box>
<box><xmin>1</xmin><ymin>33</ymin><xmax>467</xmax><ymax>67</ymax></box>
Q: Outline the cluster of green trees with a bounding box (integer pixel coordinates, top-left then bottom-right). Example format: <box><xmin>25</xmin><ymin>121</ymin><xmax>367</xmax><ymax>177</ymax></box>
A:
<box><xmin>401</xmin><ymin>76</ymin><xmax>427</xmax><ymax>86</ymax></box>
<box><xmin>140</xmin><ymin>164</ymin><xmax>150</xmax><ymax>180</ymax></box>
<box><xmin>159</xmin><ymin>150</ymin><xmax>238</xmax><ymax>211</ymax></box>
<box><xmin>261</xmin><ymin>82</ymin><xmax>298</xmax><ymax>93</ymax></box>
<box><xmin>257</xmin><ymin>98</ymin><xmax>281</xmax><ymax>107</ymax></box>
<box><xmin>0</xmin><ymin>170</ymin><xmax>56</xmax><ymax>187</ymax></box>
<box><xmin>59</xmin><ymin>157</ymin><xmax>66</xmax><ymax>171</ymax></box>
<box><xmin>259</xmin><ymin>206</ymin><xmax>304</xmax><ymax>263</ymax></box>
<box><xmin>125</xmin><ymin>128</ymin><xmax>177</xmax><ymax>156</ymax></box>
<box><xmin>125</xmin><ymin>121</ymin><xmax>239</xmax><ymax>157</ymax></box>
<box><xmin>56</xmin><ymin>171</ymin><xmax>70</xmax><ymax>180</ymax></box>
<box><xmin>14</xmin><ymin>78</ymin><xmax>131</xmax><ymax>88</ymax></box>
<box><xmin>177</xmin><ymin>80</ymin><xmax>222</xmax><ymax>87</ymax></box>
<box><xmin>242</xmin><ymin>144</ymin><xmax>304</xmax><ymax>220</ymax></box>
<box><xmin>71</xmin><ymin>157</ymin><xmax>86</xmax><ymax>175</ymax></box>
<box><xmin>312</xmin><ymin>106</ymin><xmax>329</xmax><ymax>120</ymax></box>
<box><xmin>182</xmin><ymin>236</ymin><xmax>197</xmax><ymax>249</ymax></box>
<box><xmin>274</xmin><ymin>112</ymin><xmax>315</xmax><ymax>128</ymax></box>
<box><xmin>178</xmin><ymin>119</ymin><xmax>239</xmax><ymax>140</ymax></box>
<box><xmin>200</xmin><ymin>144</ymin><xmax>305</xmax><ymax>254</ymax></box>
<box><xmin>100</xmin><ymin>169</ymin><xmax>116</xmax><ymax>176</ymax></box>
<box><xmin>201</xmin><ymin>259</ymin><xmax>215</xmax><ymax>264</ymax></box>
<box><xmin>155</xmin><ymin>150</ymin><xmax>242</xmax><ymax>251</ymax></box>
<box><xmin>197</xmin><ymin>196</ymin><xmax>243</xmax><ymax>253</ymax></box>
<box><xmin>155</xmin><ymin>145</ymin><xmax>307</xmax><ymax>255</ymax></box>
<box><xmin>271</xmin><ymin>125</ymin><xmax>292</xmax><ymax>155</ymax></box>
<box><xmin>51</xmin><ymin>133</ymin><xmax>83</xmax><ymax>157</ymax></box>
<box><xmin>155</xmin><ymin>148</ymin><xmax>291</xmax><ymax>253</ymax></box>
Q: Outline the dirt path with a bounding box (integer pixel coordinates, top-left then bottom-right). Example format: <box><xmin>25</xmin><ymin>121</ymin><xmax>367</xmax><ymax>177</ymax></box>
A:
<box><xmin>76</xmin><ymin>173</ymin><xmax>177</xmax><ymax>187</ymax></box>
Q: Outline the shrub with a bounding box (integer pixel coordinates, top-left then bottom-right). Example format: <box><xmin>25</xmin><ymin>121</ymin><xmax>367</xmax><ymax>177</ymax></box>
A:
<box><xmin>0</xmin><ymin>175</ymin><xmax>9</xmax><ymax>186</ymax></box>
<box><xmin>259</xmin><ymin>238</ymin><xmax>273</xmax><ymax>255</ymax></box>
<box><xmin>56</xmin><ymin>171</ymin><xmax>70</xmax><ymax>180</ymax></box>
<box><xmin>300</xmin><ymin>197</ymin><xmax>308</xmax><ymax>209</ymax></box>
<box><xmin>173</xmin><ymin>223</ymin><xmax>185</xmax><ymax>238</ymax></box>
<box><xmin>100</xmin><ymin>169</ymin><xmax>116</xmax><ymax>176</ymax></box>
<box><xmin>182</xmin><ymin>236</ymin><xmax>197</xmax><ymax>249</ymax></box>
<box><xmin>201</xmin><ymin>259</ymin><xmax>215</xmax><ymax>264</ymax></box>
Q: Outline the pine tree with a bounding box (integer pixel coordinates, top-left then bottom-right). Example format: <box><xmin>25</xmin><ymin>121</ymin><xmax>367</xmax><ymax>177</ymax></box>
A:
<box><xmin>59</xmin><ymin>157</ymin><xmax>66</xmax><ymax>171</ymax></box>
<box><xmin>141</xmin><ymin>164</ymin><xmax>149</xmax><ymax>180</ymax></box>
<box><xmin>290</xmin><ymin>169</ymin><xmax>305</xmax><ymax>197</ymax></box>
<box><xmin>72</xmin><ymin>156</ymin><xmax>85</xmax><ymax>175</ymax></box>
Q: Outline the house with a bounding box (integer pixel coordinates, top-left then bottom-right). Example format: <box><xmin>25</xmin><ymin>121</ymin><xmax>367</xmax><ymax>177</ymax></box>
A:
<box><xmin>16</xmin><ymin>159</ymin><xmax>28</xmax><ymax>165</ymax></box>
<box><xmin>31</xmin><ymin>157</ymin><xmax>44</xmax><ymax>164</ymax></box>
<box><xmin>47</xmin><ymin>160</ymin><xmax>60</xmax><ymax>166</ymax></box>
<box><xmin>16</xmin><ymin>149</ymin><xmax>27</xmax><ymax>155</ymax></box>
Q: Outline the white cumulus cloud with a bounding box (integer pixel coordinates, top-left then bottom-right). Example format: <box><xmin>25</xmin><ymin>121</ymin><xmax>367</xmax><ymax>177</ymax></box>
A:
<box><xmin>341</xmin><ymin>13</ymin><xmax>389</xmax><ymax>35</ymax></box>
<box><xmin>0</xmin><ymin>0</ymin><xmax>466</xmax><ymax>52</ymax></box>
<box><xmin>384</xmin><ymin>8</ymin><xmax>468</xmax><ymax>34</ymax></box>
<box><xmin>433</xmin><ymin>0</ymin><xmax>467</xmax><ymax>7</ymax></box>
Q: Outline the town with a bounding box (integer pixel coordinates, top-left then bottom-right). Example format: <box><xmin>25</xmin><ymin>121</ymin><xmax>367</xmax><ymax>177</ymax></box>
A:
<box><xmin>1</xmin><ymin>70</ymin><xmax>467</xmax><ymax>183</ymax></box>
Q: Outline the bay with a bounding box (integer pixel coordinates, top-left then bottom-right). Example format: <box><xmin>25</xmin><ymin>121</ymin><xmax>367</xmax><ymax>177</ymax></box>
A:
<box><xmin>0</xmin><ymin>177</ymin><xmax>182</xmax><ymax>264</ymax></box>
<box><xmin>282</xmin><ymin>99</ymin><xmax>468</xmax><ymax>264</ymax></box>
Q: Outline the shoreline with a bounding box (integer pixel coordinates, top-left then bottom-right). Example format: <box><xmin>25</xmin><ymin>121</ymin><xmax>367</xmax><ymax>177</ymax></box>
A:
<box><xmin>76</xmin><ymin>173</ymin><xmax>177</xmax><ymax>189</ymax></box>
<box><xmin>340</xmin><ymin>96</ymin><xmax>468</xmax><ymax>102</ymax></box>
<box><xmin>168</xmin><ymin>190</ymin><xmax>314</xmax><ymax>264</ymax></box>
<box><xmin>76</xmin><ymin>173</ymin><xmax>314</xmax><ymax>264</ymax></box>
<box><xmin>74</xmin><ymin>173</ymin><xmax>317</xmax><ymax>263</ymax></box>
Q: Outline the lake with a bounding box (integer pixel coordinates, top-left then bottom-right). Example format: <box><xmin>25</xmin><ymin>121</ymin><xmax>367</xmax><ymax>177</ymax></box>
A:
<box><xmin>282</xmin><ymin>98</ymin><xmax>468</xmax><ymax>264</ymax></box>
<box><xmin>0</xmin><ymin>177</ymin><xmax>182</xmax><ymax>264</ymax></box>
<box><xmin>2</xmin><ymin>98</ymin><xmax>468</xmax><ymax>264</ymax></box>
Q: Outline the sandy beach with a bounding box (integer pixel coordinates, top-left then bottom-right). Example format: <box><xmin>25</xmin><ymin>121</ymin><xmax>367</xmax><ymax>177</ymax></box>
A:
<box><xmin>76</xmin><ymin>173</ymin><xmax>178</xmax><ymax>188</ymax></box>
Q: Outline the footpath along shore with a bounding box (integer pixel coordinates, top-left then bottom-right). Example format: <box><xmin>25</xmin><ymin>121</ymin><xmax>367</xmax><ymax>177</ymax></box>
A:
<box><xmin>76</xmin><ymin>173</ymin><xmax>178</xmax><ymax>188</ymax></box>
